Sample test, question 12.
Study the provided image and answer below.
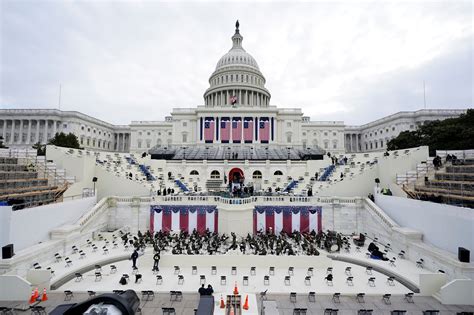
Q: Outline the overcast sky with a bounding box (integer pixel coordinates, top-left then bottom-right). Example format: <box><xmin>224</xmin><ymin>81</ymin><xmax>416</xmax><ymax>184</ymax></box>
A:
<box><xmin>1</xmin><ymin>0</ymin><xmax>472</xmax><ymax>125</ymax></box>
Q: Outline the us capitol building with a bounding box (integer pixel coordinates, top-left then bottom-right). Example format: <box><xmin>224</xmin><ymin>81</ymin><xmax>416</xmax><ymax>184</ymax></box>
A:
<box><xmin>0</xmin><ymin>22</ymin><xmax>465</xmax><ymax>155</ymax></box>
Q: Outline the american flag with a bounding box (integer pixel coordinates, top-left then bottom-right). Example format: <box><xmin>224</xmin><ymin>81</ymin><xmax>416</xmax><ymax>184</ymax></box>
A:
<box><xmin>204</xmin><ymin>119</ymin><xmax>215</xmax><ymax>142</ymax></box>
<box><xmin>232</xmin><ymin>118</ymin><xmax>242</xmax><ymax>142</ymax></box>
<box><xmin>260</xmin><ymin>119</ymin><xmax>270</xmax><ymax>142</ymax></box>
<box><xmin>243</xmin><ymin>118</ymin><xmax>253</xmax><ymax>143</ymax></box>
<box><xmin>221</xmin><ymin>118</ymin><xmax>230</xmax><ymax>142</ymax></box>
<box><xmin>230</xmin><ymin>95</ymin><xmax>238</xmax><ymax>105</ymax></box>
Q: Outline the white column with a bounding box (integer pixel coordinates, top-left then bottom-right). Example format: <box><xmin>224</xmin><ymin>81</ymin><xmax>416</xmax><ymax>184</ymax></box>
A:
<box><xmin>53</xmin><ymin>120</ymin><xmax>57</xmax><ymax>137</ymax></box>
<box><xmin>2</xmin><ymin>120</ymin><xmax>6</xmax><ymax>142</ymax></box>
<box><xmin>35</xmin><ymin>120</ymin><xmax>40</xmax><ymax>144</ymax></box>
<box><xmin>26</xmin><ymin>120</ymin><xmax>31</xmax><ymax>144</ymax></box>
<box><xmin>43</xmin><ymin>120</ymin><xmax>48</xmax><ymax>144</ymax></box>
<box><xmin>18</xmin><ymin>120</ymin><xmax>23</xmax><ymax>144</ymax></box>
<box><xmin>10</xmin><ymin>120</ymin><xmax>15</xmax><ymax>144</ymax></box>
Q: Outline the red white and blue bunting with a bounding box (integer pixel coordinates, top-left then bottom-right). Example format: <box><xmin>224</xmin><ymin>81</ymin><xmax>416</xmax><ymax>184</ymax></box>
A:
<box><xmin>253</xmin><ymin>206</ymin><xmax>322</xmax><ymax>234</ymax></box>
<box><xmin>150</xmin><ymin>205</ymin><xmax>218</xmax><ymax>234</ymax></box>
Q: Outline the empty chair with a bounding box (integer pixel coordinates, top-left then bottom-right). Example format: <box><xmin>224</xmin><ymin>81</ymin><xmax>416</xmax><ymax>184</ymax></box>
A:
<box><xmin>79</xmin><ymin>251</ymin><xmax>86</xmax><ymax>259</ymax></box>
<box><xmin>211</xmin><ymin>266</ymin><xmax>217</xmax><ymax>275</ymax></box>
<box><xmin>46</xmin><ymin>267</ymin><xmax>55</xmax><ymax>277</ymax></box>
<box><xmin>65</xmin><ymin>258</ymin><xmax>72</xmax><ymax>267</ymax></box>
<box><xmin>398</xmin><ymin>250</ymin><xmax>406</xmax><ymax>259</ymax></box>
<box><xmin>72</xmin><ymin>245</ymin><xmax>78</xmax><ymax>254</ymax></box>
<box><xmin>95</xmin><ymin>264</ymin><xmax>102</xmax><ymax>272</ymax></box>
<box><xmin>112</xmin><ymin>241</ymin><xmax>118</xmax><ymax>249</ymax></box>
<box><xmin>170</xmin><ymin>291</ymin><xmax>183</xmax><ymax>302</ymax></box>
<box><xmin>95</xmin><ymin>272</ymin><xmax>102</xmax><ymax>281</ymax></box>
<box><xmin>345</xmin><ymin>267</ymin><xmax>352</xmax><ymax>276</ymax></box>
<box><xmin>284</xmin><ymin>275</ymin><xmax>291</xmax><ymax>286</ymax></box>
<box><xmin>243</xmin><ymin>276</ymin><xmax>249</xmax><ymax>286</ymax></box>
<box><xmin>54</xmin><ymin>253</ymin><xmax>62</xmax><ymax>262</ymax></box>
<box><xmin>103</xmin><ymin>247</ymin><xmax>109</xmax><ymax>255</ymax></box>
<box><xmin>332</xmin><ymin>293</ymin><xmax>341</xmax><ymax>303</ymax></box>
<box><xmin>308</xmin><ymin>291</ymin><xmax>316</xmax><ymax>302</ymax></box>
<box><xmin>174</xmin><ymin>266</ymin><xmax>180</xmax><ymax>274</ymax></box>
<box><xmin>356</xmin><ymin>293</ymin><xmax>365</xmax><ymax>303</ymax></box>
<box><xmin>288</xmin><ymin>266</ymin><xmax>294</xmax><ymax>276</ymax></box>
<box><xmin>33</xmin><ymin>263</ymin><xmax>41</xmax><ymax>270</ymax></box>
<box><xmin>192</xmin><ymin>266</ymin><xmax>197</xmax><ymax>275</ymax></box>
<box><xmin>74</xmin><ymin>272</ymin><xmax>83</xmax><ymax>282</ymax></box>
<box><xmin>324</xmin><ymin>308</ymin><xmax>339</xmax><ymax>314</ymax></box>
<box><xmin>178</xmin><ymin>275</ymin><xmax>184</xmax><ymax>285</ymax></box>
<box><xmin>269</xmin><ymin>266</ymin><xmax>275</xmax><ymax>276</ymax></box>
<box><xmin>404</xmin><ymin>293</ymin><xmax>414</xmax><ymax>303</ymax></box>
<box><xmin>156</xmin><ymin>275</ymin><xmax>163</xmax><ymax>285</ymax></box>
<box><xmin>356</xmin><ymin>246</ymin><xmax>361</xmax><ymax>252</ymax></box>
<box><xmin>64</xmin><ymin>290</ymin><xmax>74</xmax><ymax>301</ymax></box>
<box><xmin>304</xmin><ymin>276</ymin><xmax>311</xmax><ymax>286</ymax></box>
<box><xmin>200</xmin><ymin>275</ymin><xmax>206</xmax><ymax>285</ymax></box>
<box><xmin>220</xmin><ymin>275</ymin><xmax>226</xmax><ymax>285</ymax></box>
<box><xmin>358</xmin><ymin>309</ymin><xmax>373</xmax><ymax>315</ymax></box>
<box><xmin>141</xmin><ymin>290</ymin><xmax>155</xmax><ymax>301</ymax></box>
<box><xmin>30</xmin><ymin>305</ymin><xmax>46</xmax><ymax>314</ymax></box>
<box><xmin>87</xmin><ymin>291</ymin><xmax>96</xmax><ymax>298</ymax></box>
<box><xmin>290</xmin><ymin>292</ymin><xmax>297</xmax><ymax>303</ymax></box>
<box><xmin>264</xmin><ymin>275</ymin><xmax>270</xmax><ymax>285</ymax></box>
<box><xmin>368</xmin><ymin>277</ymin><xmax>376</xmax><ymax>287</ymax></box>
<box><xmin>382</xmin><ymin>294</ymin><xmax>391</xmax><ymax>305</ymax></box>
<box><xmin>422</xmin><ymin>311</ymin><xmax>439</xmax><ymax>315</ymax></box>
<box><xmin>346</xmin><ymin>276</ymin><xmax>354</xmax><ymax>286</ymax></box>
<box><xmin>231</xmin><ymin>266</ymin><xmax>237</xmax><ymax>275</ymax></box>
<box><xmin>250</xmin><ymin>266</ymin><xmax>256</xmax><ymax>275</ymax></box>
<box><xmin>387</xmin><ymin>276</ymin><xmax>395</xmax><ymax>286</ymax></box>
<box><xmin>307</xmin><ymin>267</ymin><xmax>314</xmax><ymax>276</ymax></box>
<box><xmin>389</xmin><ymin>258</ymin><xmax>396</xmax><ymax>267</ymax></box>
<box><xmin>162</xmin><ymin>307</ymin><xmax>176</xmax><ymax>315</ymax></box>
<box><xmin>327</xmin><ymin>267</ymin><xmax>333</xmax><ymax>274</ymax></box>
<box><xmin>365</xmin><ymin>266</ymin><xmax>372</xmax><ymax>275</ymax></box>
<box><xmin>92</xmin><ymin>245</ymin><xmax>98</xmax><ymax>252</ymax></box>
<box><xmin>391</xmin><ymin>311</ymin><xmax>407</xmax><ymax>315</ymax></box>
<box><xmin>110</xmin><ymin>265</ymin><xmax>117</xmax><ymax>273</ymax></box>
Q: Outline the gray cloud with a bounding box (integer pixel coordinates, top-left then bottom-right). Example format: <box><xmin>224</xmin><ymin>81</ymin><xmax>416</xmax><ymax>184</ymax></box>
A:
<box><xmin>1</xmin><ymin>0</ymin><xmax>472</xmax><ymax>125</ymax></box>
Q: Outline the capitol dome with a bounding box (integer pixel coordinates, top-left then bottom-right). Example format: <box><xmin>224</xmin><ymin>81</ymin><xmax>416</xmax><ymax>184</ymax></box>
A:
<box><xmin>204</xmin><ymin>21</ymin><xmax>271</xmax><ymax>108</ymax></box>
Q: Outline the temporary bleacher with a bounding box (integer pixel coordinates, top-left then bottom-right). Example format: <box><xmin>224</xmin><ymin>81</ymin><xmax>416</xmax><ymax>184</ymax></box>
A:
<box><xmin>402</xmin><ymin>154</ymin><xmax>474</xmax><ymax>208</ymax></box>
<box><xmin>319</xmin><ymin>165</ymin><xmax>336</xmax><ymax>181</ymax></box>
<box><xmin>0</xmin><ymin>150</ymin><xmax>71</xmax><ymax>210</ymax></box>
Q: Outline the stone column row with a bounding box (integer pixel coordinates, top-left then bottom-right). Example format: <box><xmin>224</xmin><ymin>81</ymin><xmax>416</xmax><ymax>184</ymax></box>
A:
<box><xmin>206</xmin><ymin>90</ymin><xmax>269</xmax><ymax>107</ymax></box>
<box><xmin>1</xmin><ymin>119</ymin><xmax>61</xmax><ymax>145</ymax></box>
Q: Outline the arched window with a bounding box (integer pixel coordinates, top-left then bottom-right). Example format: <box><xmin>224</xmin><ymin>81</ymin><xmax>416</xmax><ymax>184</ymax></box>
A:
<box><xmin>274</xmin><ymin>170</ymin><xmax>283</xmax><ymax>176</ymax></box>
<box><xmin>252</xmin><ymin>170</ymin><xmax>262</xmax><ymax>179</ymax></box>
<box><xmin>210</xmin><ymin>170</ymin><xmax>220</xmax><ymax>179</ymax></box>
<box><xmin>190</xmin><ymin>170</ymin><xmax>199</xmax><ymax>175</ymax></box>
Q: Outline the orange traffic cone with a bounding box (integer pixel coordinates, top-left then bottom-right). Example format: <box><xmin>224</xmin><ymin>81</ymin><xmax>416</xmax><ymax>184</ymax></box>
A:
<box><xmin>41</xmin><ymin>288</ymin><xmax>48</xmax><ymax>301</ymax></box>
<box><xmin>29</xmin><ymin>290</ymin><xmax>36</xmax><ymax>304</ymax></box>
<box><xmin>220</xmin><ymin>295</ymin><xmax>225</xmax><ymax>308</ymax></box>
<box><xmin>32</xmin><ymin>288</ymin><xmax>39</xmax><ymax>301</ymax></box>
<box><xmin>243</xmin><ymin>294</ymin><xmax>249</xmax><ymax>310</ymax></box>
<box><xmin>233</xmin><ymin>281</ymin><xmax>239</xmax><ymax>295</ymax></box>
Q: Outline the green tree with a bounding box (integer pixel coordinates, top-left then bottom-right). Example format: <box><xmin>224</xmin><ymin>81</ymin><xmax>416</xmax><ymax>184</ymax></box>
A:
<box><xmin>32</xmin><ymin>142</ymin><xmax>46</xmax><ymax>156</ymax></box>
<box><xmin>0</xmin><ymin>136</ymin><xmax>7</xmax><ymax>149</ymax></box>
<box><xmin>387</xmin><ymin>109</ymin><xmax>474</xmax><ymax>155</ymax></box>
<box><xmin>48</xmin><ymin>132</ymin><xmax>81</xmax><ymax>149</ymax></box>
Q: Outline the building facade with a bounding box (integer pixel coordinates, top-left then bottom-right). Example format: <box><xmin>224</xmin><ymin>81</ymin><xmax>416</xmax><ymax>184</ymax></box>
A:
<box><xmin>0</xmin><ymin>22</ymin><xmax>466</xmax><ymax>154</ymax></box>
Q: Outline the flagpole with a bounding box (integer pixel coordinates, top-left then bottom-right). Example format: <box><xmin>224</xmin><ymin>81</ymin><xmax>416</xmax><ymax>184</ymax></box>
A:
<box><xmin>423</xmin><ymin>81</ymin><xmax>426</xmax><ymax>109</ymax></box>
<box><xmin>58</xmin><ymin>84</ymin><xmax>62</xmax><ymax>110</ymax></box>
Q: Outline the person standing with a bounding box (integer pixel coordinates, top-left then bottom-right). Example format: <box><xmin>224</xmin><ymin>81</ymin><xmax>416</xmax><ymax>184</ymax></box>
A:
<box><xmin>153</xmin><ymin>251</ymin><xmax>160</xmax><ymax>271</ymax></box>
<box><xmin>131</xmin><ymin>249</ymin><xmax>139</xmax><ymax>269</ymax></box>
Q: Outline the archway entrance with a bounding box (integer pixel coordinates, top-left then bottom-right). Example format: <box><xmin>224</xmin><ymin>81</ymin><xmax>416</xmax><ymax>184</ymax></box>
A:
<box><xmin>228</xmin><ymin>168</ymin><xmax>244</xmax><ymax>191</ymax></box>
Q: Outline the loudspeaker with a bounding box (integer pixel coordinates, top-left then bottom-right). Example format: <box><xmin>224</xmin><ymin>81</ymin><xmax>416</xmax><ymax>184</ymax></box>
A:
<box><xmin>458</xmin><ymin>247</ymin><xmax>470</xmax><ymax>263</ymax></box>
<box><xmin>92</xmin><ymin>177</ymin><xmax>98</xmax><ymax>182</ymax></box>
<box><xmin>2</xmin><ymin>244</ymin><xmax>14</xmax><ymax>259</ymax></box>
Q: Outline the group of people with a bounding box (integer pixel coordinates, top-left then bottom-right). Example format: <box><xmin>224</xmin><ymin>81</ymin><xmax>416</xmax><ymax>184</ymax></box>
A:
<box><xmin>157</xmin><ymin>187</ymin><xmax>176</xmax><ymax>196</ymax></box>
<box><xmin>121</xmin><ymin>228</ymin><xmax>352</xmax><ymax>268</ymax></box>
